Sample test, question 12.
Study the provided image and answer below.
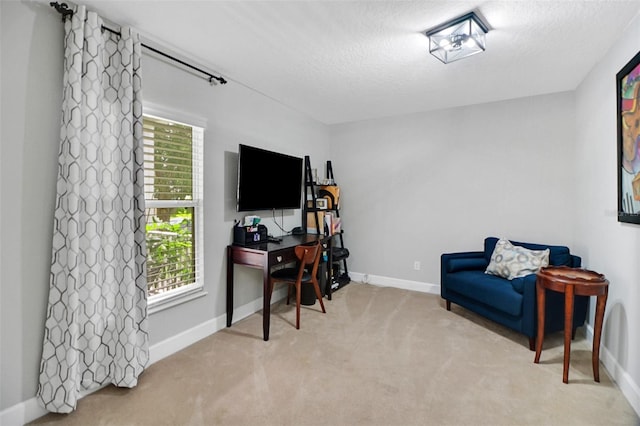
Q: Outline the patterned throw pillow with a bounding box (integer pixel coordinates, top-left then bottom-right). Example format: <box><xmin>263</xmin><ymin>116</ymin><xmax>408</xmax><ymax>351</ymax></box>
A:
<box><xmin>485</xmin><ymin>238</ymin><xmax>550</xmax><ymax>280</ymax></box>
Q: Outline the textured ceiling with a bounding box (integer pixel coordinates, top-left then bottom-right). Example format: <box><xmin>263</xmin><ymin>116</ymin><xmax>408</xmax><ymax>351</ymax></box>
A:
<box><xmin>80</xmin><ymin>0</ymin><xmax>640</xmax><ymax>124</ymax></box>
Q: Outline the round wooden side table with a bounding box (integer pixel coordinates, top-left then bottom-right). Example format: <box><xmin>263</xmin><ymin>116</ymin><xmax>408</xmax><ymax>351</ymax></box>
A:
<box><xmin>533</xmin><ymin>266</ymin><xmax>609</xmax><ymax>384</ymax></box>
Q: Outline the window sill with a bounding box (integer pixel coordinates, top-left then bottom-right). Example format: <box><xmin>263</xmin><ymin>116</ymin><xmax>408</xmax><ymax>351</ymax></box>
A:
<box><xmin>148</xmin><ymin>287</ymin><xmax>207</xmax><ymax>315</ymax></box>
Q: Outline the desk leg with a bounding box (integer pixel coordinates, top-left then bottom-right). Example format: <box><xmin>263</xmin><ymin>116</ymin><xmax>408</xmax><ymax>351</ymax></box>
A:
<box><xmin>226</xmin><ymin>246</ymin><xmax>234</xmax><ymax>327</ymax></box>
<box><xmin>263</xmin><ymin>260</ymin><xmax>271</xmax><ymax>341</ymax></box>
<box><xmin>563</xmin><ymin>284</ymin><xmax>575</xmax><ymax>384</ymax></box>
<box><xmin>592</xmin><ymin>287</ymin><xmax>608</xmax><ymax>382</ymax></box>
<box><xmin>534</xmin><ymin>281</ymin><xmax>545</xmax><ymax>363</ymax></box>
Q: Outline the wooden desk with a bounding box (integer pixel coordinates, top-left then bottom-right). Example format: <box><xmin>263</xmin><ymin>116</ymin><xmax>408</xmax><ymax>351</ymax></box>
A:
<box><xmin>534</xmin><ymin>266</ymin><xmax>609</xmax><ymax>383</ymax></box>
<box><xmin>226</xmin><ymin>234</ymin><xmax>324</xmax><ymax>341</ymax></box>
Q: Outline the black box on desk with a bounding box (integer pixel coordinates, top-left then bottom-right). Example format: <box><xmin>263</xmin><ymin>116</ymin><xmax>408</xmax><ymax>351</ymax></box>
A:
<box><xmin>233</xmin><ymin>224</ymin><xmax>268</xmax><ymax>245</ymax></box>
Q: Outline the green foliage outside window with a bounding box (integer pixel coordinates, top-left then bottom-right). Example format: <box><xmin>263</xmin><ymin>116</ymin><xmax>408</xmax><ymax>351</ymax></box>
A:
<box><xmin>145</xmin><ymin>209</ymin><xmax>195</xmax><ymax>296</ymax></box>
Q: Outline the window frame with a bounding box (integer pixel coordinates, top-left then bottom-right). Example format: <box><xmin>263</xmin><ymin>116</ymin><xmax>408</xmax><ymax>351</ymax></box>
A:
<box><xmin>142</xmin><ymin>106</ymin><xmax>207</xmax><ymax>314</ymax></box>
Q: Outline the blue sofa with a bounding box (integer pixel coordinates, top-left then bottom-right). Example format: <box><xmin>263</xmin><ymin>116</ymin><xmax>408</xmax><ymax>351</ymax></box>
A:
<box><xmin>441</xmin><ymin>237</ymin><xmax>589</xmax><ymax>350</ymax></box>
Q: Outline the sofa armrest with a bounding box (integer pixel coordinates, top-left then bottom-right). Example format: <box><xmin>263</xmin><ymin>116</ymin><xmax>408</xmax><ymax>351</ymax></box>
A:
<box><xmin>570</xmin><ymin>254</ymin><xmax>582</xmax><ymax>268</ymax></box>
<box><xmin>440</xmin><ymin>251</ymin><xmax>487</xmax><ymax>299</ymax></box>
<box><xmin>441</xmin><ymin>251</ymin><xmax>488</xmax><ymax>273</ymax></box>
<box><xmin>520</xmin><ymin>274</ymin><xmax>539</xmax><ymax>338</ymax></box>
<box><xmin>441</xmin><ymin>252</ymin><xmax>488</xmax><ymax>299</ymax></box>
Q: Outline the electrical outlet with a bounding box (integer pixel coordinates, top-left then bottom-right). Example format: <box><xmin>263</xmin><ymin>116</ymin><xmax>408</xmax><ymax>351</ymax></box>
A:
<box><xmin>414</xmin><ymin>261</ymin><xmax>421</xmax><ymax>270</ymax></box>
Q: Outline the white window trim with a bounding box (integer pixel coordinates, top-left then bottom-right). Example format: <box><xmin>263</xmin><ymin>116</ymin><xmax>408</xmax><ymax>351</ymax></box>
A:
<box><xmin>143</xmin><ymin>108</ymin><xmax>207</xmax><ymax>314</ymax></box>
<box><xmin>144</xmin><ymin>102</ymin><xmax>208</xmax><ymax>129</ymax></box>
<box><xmin>148</xmin><ymin>283</ymin><xmax>207</xmax><ymax>315</ymax></box>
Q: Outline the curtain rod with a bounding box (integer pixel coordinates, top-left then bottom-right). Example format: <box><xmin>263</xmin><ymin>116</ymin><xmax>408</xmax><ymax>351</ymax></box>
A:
<box><xmin>50</xmin><ymin>2</ymin><xmax>227</xmax><ymax>86</ymax></box>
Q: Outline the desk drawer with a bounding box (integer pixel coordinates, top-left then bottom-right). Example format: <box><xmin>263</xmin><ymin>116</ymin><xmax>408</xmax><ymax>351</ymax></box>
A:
<box><xmin>230</xmin><ymin>247</ymin><xmax>265</xmax><ymax>268</ymax></box>
<box><xmin>269</xmin><ymin>250</ymin><xmax>297</xmax><ymax>266</ymax></box>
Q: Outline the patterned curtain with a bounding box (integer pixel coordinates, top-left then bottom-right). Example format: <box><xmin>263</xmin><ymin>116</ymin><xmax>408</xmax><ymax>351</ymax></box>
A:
<box><xmin>37</xmin><ymin>5</ymin><xmax>149</xmax><ymax>413</ymax></box>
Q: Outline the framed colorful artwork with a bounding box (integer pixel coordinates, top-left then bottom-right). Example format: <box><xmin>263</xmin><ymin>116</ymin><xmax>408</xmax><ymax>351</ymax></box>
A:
<box><xmin>617</xmin><ymin>50</ymin><xmax>640</xmax><ymax>224</ymax></box>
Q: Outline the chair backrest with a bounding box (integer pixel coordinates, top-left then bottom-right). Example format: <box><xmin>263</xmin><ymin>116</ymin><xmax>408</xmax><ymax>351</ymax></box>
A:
<box><xmin>294</xmin><ymin>242</ymin><xmax>322</xmax><ymax>277</ymax></box>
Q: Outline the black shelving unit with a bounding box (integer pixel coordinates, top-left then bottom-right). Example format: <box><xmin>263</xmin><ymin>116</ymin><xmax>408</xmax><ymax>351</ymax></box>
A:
<box><xmin>302</xmin><ymin>156</ymin><xmax>350</xmax><ymax>299</ymax></box>
<box><xmin>302</xmin><ymin>156</ymin><xmax>322</xmax><ymax>235</ymax></box>
<box><xmin>324</xmin><ymin>161</ymin><xmax>350</xmax><ymax>291</ymax></box>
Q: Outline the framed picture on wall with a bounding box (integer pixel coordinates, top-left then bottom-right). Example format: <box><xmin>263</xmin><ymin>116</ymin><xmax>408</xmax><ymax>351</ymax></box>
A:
<box><xmin>617</xmin><ymin>50</ymin><xmax>640</xmax><ymax>224</ymax></box>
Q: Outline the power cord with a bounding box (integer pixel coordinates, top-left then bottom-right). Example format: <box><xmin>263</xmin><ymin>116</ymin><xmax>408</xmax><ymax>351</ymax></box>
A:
<box><xmin>271</xmin><ymin>209</ymin><xmax>289</xmax><ymax>235</ymax></box>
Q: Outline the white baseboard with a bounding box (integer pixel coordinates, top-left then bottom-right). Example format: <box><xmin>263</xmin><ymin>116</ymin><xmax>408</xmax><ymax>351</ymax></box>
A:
<box><xmin>149</xmin><ymin>287</ymin><xmax>286</xmax><ymax>364</ymax></box>
<box><xmin>349</xmin><ymin>271</ymin><xmax>440</xmax><ymax>295</ymax></box>
<box><xmin>0</xmin><ymin>398</ymin><xmax>47</xmax><ymax>426</ymax></box>
<box><xmin>149</xmin><ymin>285</ymin><xmax>287</xmax><ymax>363</ymax></box>
<box><xmin>0</xmin><ymin>289</ymin><xmax>287</xmax><ymax>426</ymax></box>
<box><xmin>584</xmin><ymin>323</ymin><xmax>640</xmax><ymax>418</ymax></box>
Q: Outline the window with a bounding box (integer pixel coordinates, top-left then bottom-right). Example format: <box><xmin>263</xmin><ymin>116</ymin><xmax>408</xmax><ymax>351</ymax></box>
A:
<box><xmin>143</xmin><ymin>114</ymin><xmax>204</xmax><ymax>309</ymax></box>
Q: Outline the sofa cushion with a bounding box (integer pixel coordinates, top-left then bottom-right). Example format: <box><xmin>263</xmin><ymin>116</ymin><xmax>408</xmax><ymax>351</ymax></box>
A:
<box><xmin>485</xmin><ymin>238</ymin><xmax>549</xmax><ymax>280</ymax></box>
<box><xmin>444</xmin><ymin>270</ymin><xmax>523</xmax><ymax>317</ymax></box>
<box><xmin>484</xmin><ymin>237</ymin><xmax>572</xmax><ymax>266</ymax></box>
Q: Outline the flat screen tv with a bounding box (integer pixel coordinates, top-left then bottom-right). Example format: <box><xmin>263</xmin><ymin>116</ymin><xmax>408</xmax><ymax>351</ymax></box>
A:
<box><xmin>237</xmin><ymin>144</ymin><xmax>303</xmax><ymax>212</ymax></box>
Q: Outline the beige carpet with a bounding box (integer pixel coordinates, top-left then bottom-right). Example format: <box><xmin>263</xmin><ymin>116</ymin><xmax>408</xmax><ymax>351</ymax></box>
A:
<box><xmin>32</xmin><ymin>283</ymin><xmax>639</xmax><ymax>425</ymax></box>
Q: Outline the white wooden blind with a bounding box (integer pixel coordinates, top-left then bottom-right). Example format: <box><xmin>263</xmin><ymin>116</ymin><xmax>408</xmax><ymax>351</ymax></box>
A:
<box><xmin>143</xmin><ymin>115</ymin><xmax>204</xmax><ymax>298</ymax></box>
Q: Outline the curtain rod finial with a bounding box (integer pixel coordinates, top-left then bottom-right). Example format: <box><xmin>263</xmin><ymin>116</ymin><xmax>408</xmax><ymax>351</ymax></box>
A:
<box><xmin>208</xmin><ymin>76</ymin><xmax>228</xmax><ymax>86</ymax></box>
<box><xmin>50</xmin><ymin>2</ymin><xmax>74</xmax><ymax>21</ymax></box>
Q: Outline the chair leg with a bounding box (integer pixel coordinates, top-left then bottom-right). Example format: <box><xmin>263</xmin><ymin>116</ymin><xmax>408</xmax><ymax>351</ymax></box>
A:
<box><xmin>286</xmin><ymin>283</ymin><xmax>292</xmax><ymax>305</ymax></box>
<box><xmin>295</xmin><ymin>282</ymin><xmax>301</xmax><ymax>329</ymax></box>
<box><xmin>311</xmin><ymin>279</ymin><xmax>326</xmax><ymax>313</ymax></box>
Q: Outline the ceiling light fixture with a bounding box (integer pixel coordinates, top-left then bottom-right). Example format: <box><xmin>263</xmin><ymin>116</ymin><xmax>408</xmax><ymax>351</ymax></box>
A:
<box><xmin>425</xmin><ymin>11</ymin><xmax>489</xmax><ymax>64</ymax></box>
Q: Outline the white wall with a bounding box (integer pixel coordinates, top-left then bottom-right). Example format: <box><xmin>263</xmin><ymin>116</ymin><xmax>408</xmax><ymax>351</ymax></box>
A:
<box><xmin>0</xmin><ymin>0</ymin><xmax>329</xmax><ymax>415</ymax></box>
<box><xmin>330</xmin><ymin>92</ymin><xmax>577</xmax><ymax>286</ymax></box>
<box><xmin>574</xmin><ymin>11</ymin><xmax>640</xmax><ymax>412</ymax></box>
<box><xmin>1</xmin><ymin>0</ymin><xmax>64</xmax><ymax>414</ymax></box>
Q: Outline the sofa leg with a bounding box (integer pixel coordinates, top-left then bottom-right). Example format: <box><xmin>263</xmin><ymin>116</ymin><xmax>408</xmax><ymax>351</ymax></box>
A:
<box><xmin>446</xmin><ymin>300</ymin><xmax>451</xmax><ymax>311</ymax></box>
<box><xmin>572</xmin><ymin>327</ymin><xmax>577</xmax><ymax>340</ymax></box>
<box><xmin>529</xmin><ymin>337</ymin><xmax>535</xmax><ymax>351</ymax></box>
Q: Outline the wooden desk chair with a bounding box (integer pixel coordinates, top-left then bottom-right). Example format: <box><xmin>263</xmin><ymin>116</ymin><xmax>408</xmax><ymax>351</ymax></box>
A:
<box><xmin>269</xmin><ymin>241</ymin><xmax>326</xmax><ymax>329</ymax></box>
